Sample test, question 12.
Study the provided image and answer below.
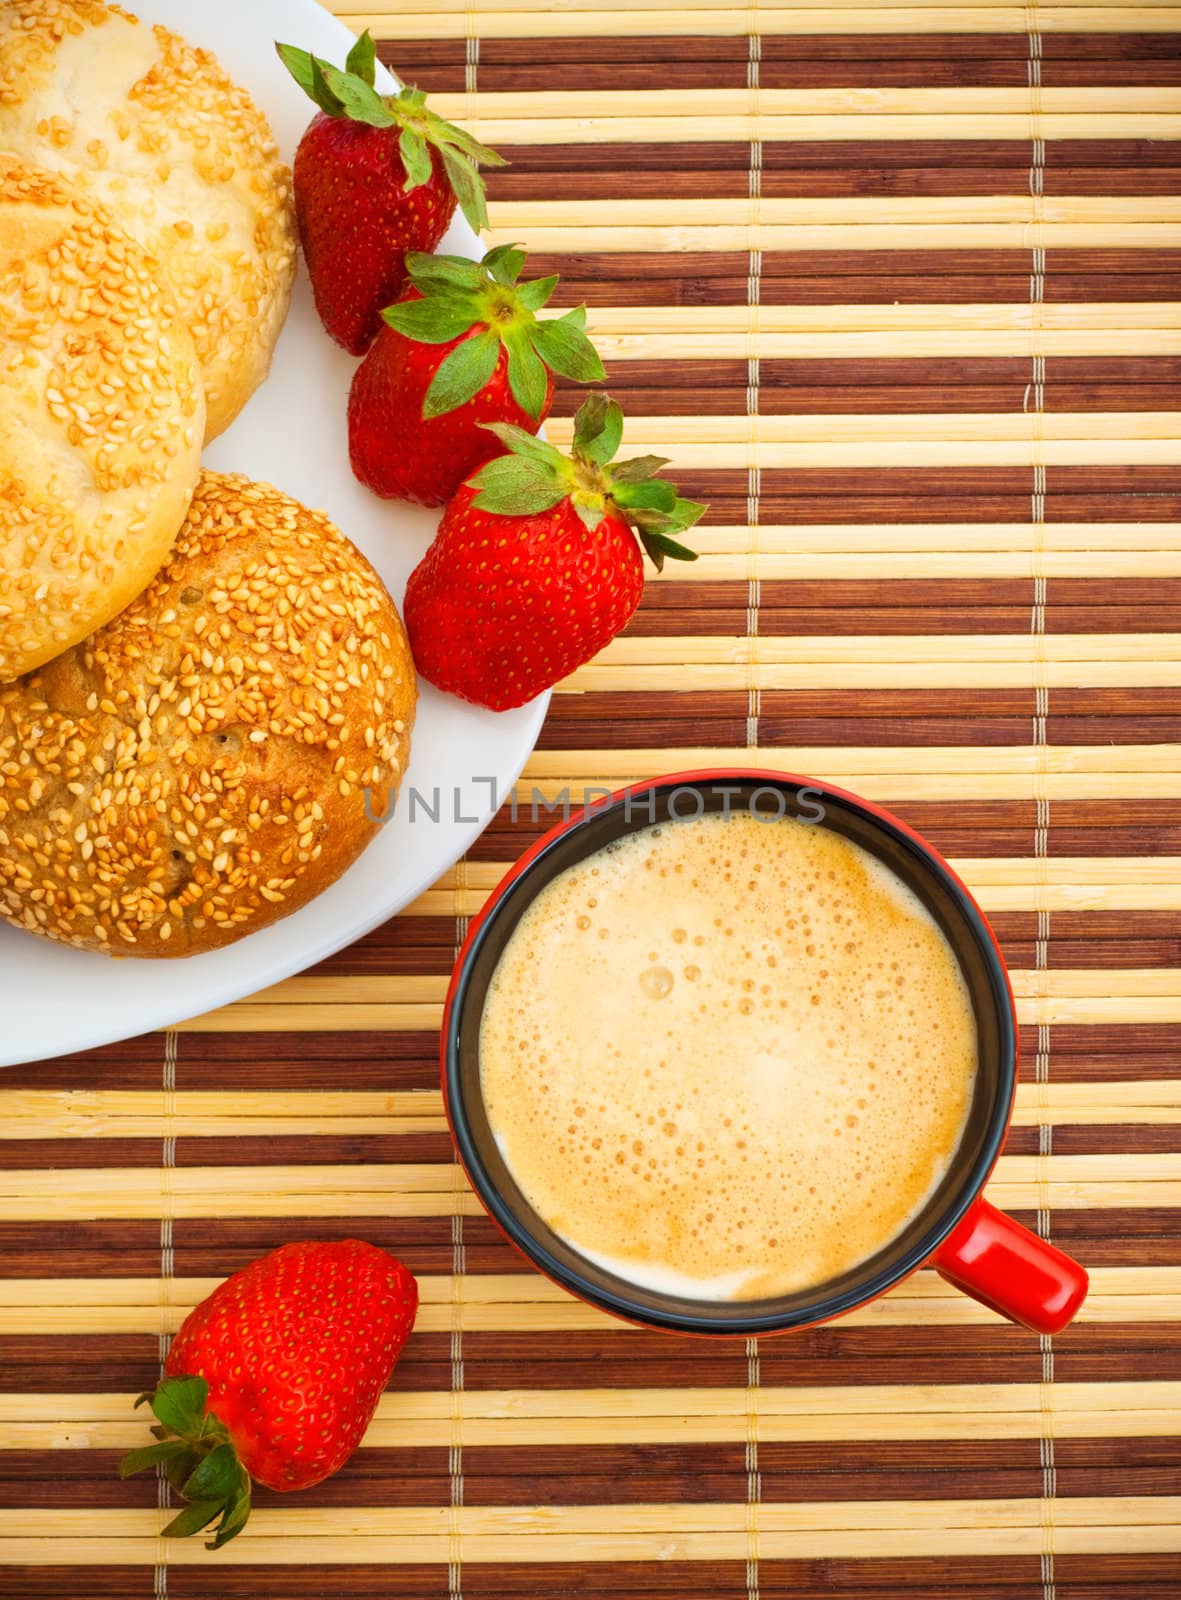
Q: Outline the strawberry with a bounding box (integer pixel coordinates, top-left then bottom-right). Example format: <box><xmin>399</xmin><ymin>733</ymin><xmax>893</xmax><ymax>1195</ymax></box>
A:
<box><xmin>349</xmin><ymin>244</ymin><xmax>604</xmax><ymax>507</ymax></box>
<box><xmin>404</xmin><ymin>395</ymin><xmax>705</xmax><ymax>710</ymax></box>
<box><xmin>120</xmin><ymin>1240</ymin><xmax>418</xmax><ymax>1549</ymax></box>
<box><xmin>277</xmin><ymin>31</ymin><xmax>504</xmax><ymax>355</ymax></box>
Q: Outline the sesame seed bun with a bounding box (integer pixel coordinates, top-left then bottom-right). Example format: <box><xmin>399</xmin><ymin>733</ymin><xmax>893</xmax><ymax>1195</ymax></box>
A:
<box><xmin>0</xmin><ymin>471</ymin><xmax>417</xmax><ymax>958</ymax></box>
<box><xmin>0</xmin><ymin>156</ymin><xmax>204</xmax><ymax>684</ymax></box>
<box><xmin>0</xmin><ymin>0</ymin><xmax>297</xmax><ymax>442</ymax></box>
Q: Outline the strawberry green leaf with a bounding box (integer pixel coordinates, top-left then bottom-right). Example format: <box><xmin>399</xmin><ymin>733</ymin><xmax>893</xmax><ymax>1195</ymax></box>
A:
<box><xmin>398</xmin><ymin>125</ymin><xmax>433</xmax><ymax>189</ymax></box>
<box><xmin>557</xmin><ymin>304</ymin><xmax>588</xmax><ymax>331</ymax></box>
<box><xmin>405</xmin><ymin>252</ymin><xmax>486</xmax><ymax>293</ymax></box>
<box><xmin>423</xmin><ymin>329</ymin><xmax>501</xmax><ymax>418</ymax></box>
<box><xmin>637</xmin><ymin>529</ymin><xmax>700</xmax><ymax>571</ymax></box>
<box><xmin>611</xmin><ymin>479</ymin><xmax>677</xmax><ymax>513</ymax></box>
<box><xmin>609</xmin><ymin>454</ymin><xmax>671</xmax><ymax>483</ymax></box>
<box><xmin>311</xmin><ymin>57</ymin><xmax>347</xmax><ymax>119</ymax></box>
<box><xmin>345</xmin><ymin>28</ymin><xmax>377</xmax><ymax>86</ymax></box>
<box><xmin>319</xmin><ymin>61</ymin><xmax>396</xmax><ymax>127</ymax></box>
<box><xmin>382</xmin><ymin>297</ymin><xmax>480</xmax><ymax>344</ymax></box>
<box><xmin>275</xmin><ymin>42</ymin><xmax>318</xmax><ymax>101</ymax></box>
<box><xmin>118</xmin><ymin>1440</ymin><xmax>194</xmax><ymax>1479</ymax></box>
<box><xmin>573</xmin><ymin>395</ymin><xmax>624</xmax><ymax>466</ymax></box>
<box><xmin>162</xmin><ymin>1501</ymin><xmax>223</xmax><ymax>1541</ymax></box>
<box><xmin>439</xmin><ymin>145</ymin><xmax>489</xmax><ymax>234</ymax></box>
<box><xmin>668</xmin><ymin>496</ymin><xmax>708</xmax><ymax>532</ymax></box>
<box><xmin>183</xmin><ymin>1444</ymin><xmax>243</xmax><ymax>1506</ymax></box>
<box><xmin>430</xmin><ymin>116</ymin><xmax>508</xmax><ymax>169</ymax></box>
<box><xmin>165</xmin><ymin>1450</ymin><xmax>198</xmax><ymax>1495</ymax></box>
<box><xmin>483</xmin><ymin>244</ymin><xmax>527</xmax><ymax>286</ymax></box>
<box><xmin>514</xmin><ymin>274</ymin><xmax>559</xmax><ymax>312</ymax></box>
<box><xmin>481</xmin><ymin>421</ymin><xmax>560</xmax><ymax>468</ymax></box>
<box><xmin>504</xmin><ymin>325</ymin><xmax>549</xmax><ymax>421</ymax></box>
<box><xmin>530</xmin><ymin>317</ymin><xmax>605</xmax><ymax>384</ymax></box>
<box><xmin>469</xmin><ymin>456</ymin><xmax>569</xmax><ymax>516</ymax></box>
<box><xmin>208</xmin><ymin>1485</ymin><xmax>253</xmax><ymax>1551</ymax></box>
<box><xmin>148</xmin><ymin>1376</ymin><xmax>209</xmax><ymax>1438</ymax></box>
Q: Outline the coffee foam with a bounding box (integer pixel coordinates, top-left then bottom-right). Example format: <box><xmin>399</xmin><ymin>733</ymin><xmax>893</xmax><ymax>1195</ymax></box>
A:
<box><xmin>479</xmin><ymin>812</ymin><xmax>977</xmax><ymax>1302</ymax></box>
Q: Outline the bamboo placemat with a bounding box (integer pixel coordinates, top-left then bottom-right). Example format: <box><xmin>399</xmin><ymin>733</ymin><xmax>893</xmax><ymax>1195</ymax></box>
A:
<box><xmin>2</xmin><ymin>0</ymin><xmax>1180</xmax><ymax>1594</ymax></box>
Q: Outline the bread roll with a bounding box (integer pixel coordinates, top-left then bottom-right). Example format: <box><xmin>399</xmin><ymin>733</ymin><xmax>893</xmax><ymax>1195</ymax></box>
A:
<box><xmin>0</xmin><ymin>0</ymin><xmax>297</xmax><ymax>441</ymax></box>
<box><xmin>0</xmin><ymin>472</ymin><xmax>416</xmax><ymax>958</ymax></box>
<box><xmin>0</xmin><ymin>156</ymin><xmax>204</xmax><ymax>684</ymax></box>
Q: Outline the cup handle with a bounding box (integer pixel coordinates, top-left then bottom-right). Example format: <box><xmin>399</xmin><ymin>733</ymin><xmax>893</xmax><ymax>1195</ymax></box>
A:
<box><xmin>932</xmin><ymin>1197</ymin><xmax>1088</xmax><ymax>1334</ymax></box>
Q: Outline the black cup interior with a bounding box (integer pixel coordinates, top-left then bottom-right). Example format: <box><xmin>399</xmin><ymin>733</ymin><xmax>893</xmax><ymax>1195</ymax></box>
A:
<box><xmin>445</xmin><ymin>775</ymin><xmax>1017</xmax><ymax>1335</ymax></box>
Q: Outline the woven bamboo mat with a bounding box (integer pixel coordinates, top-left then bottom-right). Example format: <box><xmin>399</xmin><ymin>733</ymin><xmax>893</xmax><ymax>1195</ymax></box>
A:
<box><xmin>2</xmin><ymin>0</ymin><xmax>1180</xmax><ymax>1594</ymax></box>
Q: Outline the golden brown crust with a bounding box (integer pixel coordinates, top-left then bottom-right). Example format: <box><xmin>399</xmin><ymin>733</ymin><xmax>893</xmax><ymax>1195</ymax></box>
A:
<box><xmin>0</xmin><ymin>0</ymin><xmax>297</xmax><ymax>441</ymax></box>
<box><xmin>0</xmin><ymin>472</ymin><xmax>416</xmax><ymax>958</ymax></box>
<box><xmin>0</xmin><ymin>155</ymin><xmax>204</xmax><ymax>683</ymax></box>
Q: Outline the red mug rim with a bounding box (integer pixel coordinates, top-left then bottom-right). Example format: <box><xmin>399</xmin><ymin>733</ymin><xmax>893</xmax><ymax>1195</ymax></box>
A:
<box><xmin>441</xmin><ymin>768</ymin><xmax>1020</xmax><ymax>1337</ymax></box>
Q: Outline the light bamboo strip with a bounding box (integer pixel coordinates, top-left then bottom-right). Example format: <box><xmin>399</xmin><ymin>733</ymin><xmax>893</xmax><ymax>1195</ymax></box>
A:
<box><xmin>690</xmin><ymin>523</ymin><xmax>1181</xmax><ymax>551</ymax></box>
<box><xmin>335</xmin><ymin>0</ymin><xmax>1181</xmax><ymax>14</ymax></box>
<box><xmin>470</xmin><ymin>114</ymin><xmax>1181</xmax><ymax>145</ymax></box>
<box><xmin>487</xmin><ymin>222</ymin><xmax>1181</xmax><ymax>252</ymax></box>
<box><xmin>593</xmin><ymin>304</ymin><xmax>1181</xmax><ymax>334</ymax></box>
<box><xmin>398</xmin><ymin>852</ymin><xmax>1181</xmax><ymax>917</ymax></box>
<box><xmin>332</xmin><ymin>8</ymin><xmax>1181</xmax><ymax>39</ymax></box>
<box><xmin>502</xmin><ymin>198</ymin><xmax>1181</xmax><ymax>226</ymax></box>
<box><xmin>4</xmin><ymin>1495</ymin><xmax>1178</xmax><ymax>1533</ymax></box>
<box><xmin>551</xmin><ymin>413</ymin><xmax>1181</xmax><ymax>444</ymax></box>
<box><xmin>602</xmin><ymin>331</ymin><xmax>1181</xmax><ymax>360</ymax></box>
<box><xmin>542</xmin><ymin>427</ymin><xmax>1181</xmax><ymax>470</ymax></box>
<box><xmin>403</xmin><ymin>880</ymin><xmax>1181</xmax><ymax>917</ymax></box>
<box><xmin>4</xmin><ymin>1077</ymin><xmax>1180</xmax><ymax>1140</ymax></box>
<box><xmin>212</xmin><ymin>967</ymin><xmax>1181</xmax><ymax>1004</ymax></box>
<box><xmin>521</xmin><ymin>746</ymin><xmax>1181</xmax><ymax>776</ymax></box>
<box><xmin>1</xmin><ymin>1525</ymin><xmax>1178</xmax><ymax>1564</ymax></box>
<box><xmin>174</xmin><ymin>973</ymin><xmax>1181</xmax><ymax>1029</ymax></box>
<box><xmin>0</xmin><ymin>1155</ymin><xmax>1178</xmax><ymax>1217</ymax></box>
<box><xmin>437</xmin><ymin>87</ymin><xmax>1181</xmax><ymax>116</ymax></box>
<box><xmin>0</xmin><ymin>1499</ymin><xmax>1178</xmax><ymax>1566</ymax></box>
<box><xmin>0</xmin><ymin>1293</ymin><xmax>1175</xmax><ymax>1344</ymax></box>
<box><xmin>585</xmin><ymin>302</ymin><xmax>1181</xmax><ymax>363</ymax></box>
<box><xmin>565</xmin><ymin>668</ymin><xmax>1181</xmax><ymax>693</ymax></box>
<box><xmin>561</xmin><ymin>634</ymin><xmax>1181</xmax><ymax>691</ymax></box>
<box><xmin>0</xmin><ymin>1266</ymin><xmax>1173</xmax><ymax>1336</ymax></box>
<box><xmin>15</xmin><ymin>1380</ymin><xmax>1177</xmax><ymax>1424</ymax></box>
<box><xmin>649</xmin><ymin>523</ymin><xmax>1181</xmax><ymax>581</ymax></box>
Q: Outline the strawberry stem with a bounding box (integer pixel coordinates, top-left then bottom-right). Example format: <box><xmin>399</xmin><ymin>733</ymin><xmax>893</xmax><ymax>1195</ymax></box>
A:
<box><xmin>121</xmin><ymin>1376</ymin><xmax>252</xmax><ymax>1550</ymax></box>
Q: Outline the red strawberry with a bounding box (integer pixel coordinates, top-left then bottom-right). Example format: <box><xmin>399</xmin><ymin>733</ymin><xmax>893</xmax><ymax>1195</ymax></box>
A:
<box><xmin>404</xmin><ymin>395</ymin><xmax>705</xmax><ymax>710</ymax></box>
<box><xmin>277</xmin><ymin>32</ymin><xmax>504</xmax><ymax>354</ymax></box>
<box><xmin>120</xmin><ymin>1240</ymin><xmax>418</xmax><ymax>1548</ymax></box>
<box><xmin>349</xmin><ymin>245</ymin><xmax>604</xmax><ymax>507</ymax></box>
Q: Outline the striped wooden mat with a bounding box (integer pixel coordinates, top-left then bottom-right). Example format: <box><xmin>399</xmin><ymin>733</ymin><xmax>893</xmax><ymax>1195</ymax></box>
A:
<box><xmin>2</xmin><ymin>0</ymin><xmax>1180</xmax><ymax>1593</ymax></box>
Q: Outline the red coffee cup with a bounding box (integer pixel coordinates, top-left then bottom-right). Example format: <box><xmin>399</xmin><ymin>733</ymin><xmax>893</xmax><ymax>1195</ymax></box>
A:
<box><xmin>442</xmin><ymin>771</ymin><xmax>1088</xmax><ymax>1337</ymax></box>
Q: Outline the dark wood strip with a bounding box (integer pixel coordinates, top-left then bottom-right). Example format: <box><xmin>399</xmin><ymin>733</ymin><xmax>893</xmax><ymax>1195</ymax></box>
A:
<box><xmin>0</xmin><ymin>1336</ymin><xmax>158</xmax><ymax>1391</ymax></box>
<box><xmin>0</xmin><ymin>1224</ymin><xmax>162</xmax><ymax>1279</ymax></box>
<box><xmin>1055</xmin><ymin>1435</ymin><xmax>1181</xmax><ymax>1498</ymax></box>
<box><xmin>383</xmin><ymin>32</ymin><xmax>1179</xmax><ymax>88</ymax></box>
<box><xmin>1051</xmin><ymin>1125</ymin><xmax>1181</xmax><ymax>1155</ymax></box>
<box><xmin>557</xmin><ymin>382</ymin><xmax>1181</xmax><ymax>418</ymax></box>
<box><xmin>2</xmin><ymin>1576</ymin><xmax>154</xmax><ymax>1600</ymax></box>
<box><xmin>166</xmin><ymin>1133</ymin><xmax>456</xmax><ymax>1167</ymax></box>
<box><xmin>0</xmin><ymin>1139</ymin><xmax>161</xmax><ymax>1171</ymax></box>
<box><xmin>489</xmin><ymin>143</ymin><xmax>1181</xmax><ymax>201</ymax></box>
<box><xmin>539</xmin><ymin>249</ymin><xmax>1181</xmax><ymax>308</ymax></box>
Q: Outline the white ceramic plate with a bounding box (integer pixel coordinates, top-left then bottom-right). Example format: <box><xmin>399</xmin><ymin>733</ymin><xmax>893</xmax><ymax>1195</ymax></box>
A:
<box><xmin>0</xmin><ymin>0</ymin><xmax>548</xmax><ymax>1067</ymax></box>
